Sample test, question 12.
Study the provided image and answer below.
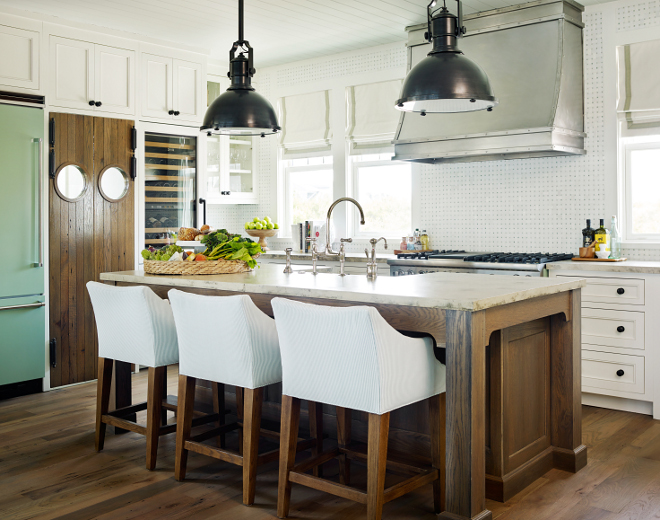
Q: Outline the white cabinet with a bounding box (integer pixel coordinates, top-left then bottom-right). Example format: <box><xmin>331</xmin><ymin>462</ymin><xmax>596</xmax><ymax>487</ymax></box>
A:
<box><xmin>94</xmin><ymin>45</ymin><xmax>134</xmax><ymax>115</ymax></box>
<box><xmin>49</xmin><ymin>36</ymin><xmax>135</xmax><ymax>115</ymax></box>
<box><xmin>141</xmin><ymin>53</ymin><xmax>203</xmax><ymax>124</ymax></box>
<box><xmin>173</xmin><ymin>59</ymin><xmax>203</xmax><ymax>123</ymax></box>
<box><xmin>0</xmin><ymin>17</ymin><xmax>40</xmax><ymax>91</ymax></box>
<box><xmin>551</xmin><ymin>268</ymin><xmax>660</xmax><ymax>418</ymax></box>
<box><xmin>142</xmin><ymin>54</ymin><xmax>172</xmax><ymax>119</ymax></box>
<box><xmin>203</xmin><ymin>135</ymin><xmax>258</xmax><ymax>204</ymax></box>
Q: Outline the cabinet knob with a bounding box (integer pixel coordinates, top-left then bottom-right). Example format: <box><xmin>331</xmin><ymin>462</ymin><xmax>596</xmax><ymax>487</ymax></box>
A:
<box><xmin>226</xmin><ymin>190</ymin><xmax>231</xmax><ymax>195</ymax></box>
<box><xmin>617</xmin><ymin>325</ymin><xmax>625</xmax><ymax>333</ymax></box>
<box><xmin>89</xmin><ymin>100</ymin><xmax>95</xmax><ymax>106</ymax></box>
<box><xmin>95</xmin><ymin>101</ymin><xmax>102</xmax><ymax>107</ymax></box>
<box><xmin>617</xmin><ymin>287</ymin><xmax>625</xmax><ymax>295</ymax></box>
<box><xmin>616</xmin><ymin>369</ymin><xmax>625</xmax><ymax>377</ymax></box>
<box><xmin>168</xmin><ymin>110</ymin><xmax>174</xmax><ymax>115</ymax></box>
<box><xmin>173</xmin><ymin>110</ymin><xmax>180</xmax><ymax>116</ymax></box>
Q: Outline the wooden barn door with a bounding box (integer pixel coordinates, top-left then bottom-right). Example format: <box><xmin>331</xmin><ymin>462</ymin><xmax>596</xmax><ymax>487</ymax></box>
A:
<box><xmin>49</xmin><ymin>113</ymin><xmax>134</xmax><ymax>387</ymax></box>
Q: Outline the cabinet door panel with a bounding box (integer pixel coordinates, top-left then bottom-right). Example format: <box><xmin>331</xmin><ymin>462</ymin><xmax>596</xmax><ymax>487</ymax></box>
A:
<box><xmin>582</xmin><ymin>349</ymin><xmax>645</xmax><ymax>395</ymax></box>
<box><xmin>50</xmin><ymin>36</ymin><xmax>94</xmax><ymax>110</ymax></box>
<box><xmin>173</xmin><ymin>58</ymin><xmax>202</xmax><ymax>123</ymax></box>
<box><xmin>142</xmin><ymin>53</ymin><xmax>172</xmax><ymax>120</ymax></box>
<box><xmin>0</xmin><ymin>23</ymin><xmax>39</xmax><ymax>90</ymax></box>
<box><xmin>95</xmin><ymin>45</ymin><xmax>134</xmax><ymax>115</ymax></box>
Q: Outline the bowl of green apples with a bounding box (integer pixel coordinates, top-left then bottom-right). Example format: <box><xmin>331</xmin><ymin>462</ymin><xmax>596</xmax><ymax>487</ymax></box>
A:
<box><xmin>245</xmin><ymin>216</ymin><xmax>279</xmax><ymax>251</ymax></box>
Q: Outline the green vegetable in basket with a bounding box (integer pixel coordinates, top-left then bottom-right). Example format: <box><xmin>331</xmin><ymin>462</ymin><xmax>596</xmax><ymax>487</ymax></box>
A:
<box><xmin>200</xmin><ymin>229</ymin><xmax>262</xmax><ymax>269</ymax></box>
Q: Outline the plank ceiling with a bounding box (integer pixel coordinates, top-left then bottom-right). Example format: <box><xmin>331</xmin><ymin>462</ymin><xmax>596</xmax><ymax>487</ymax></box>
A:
<box><xmin>0</xmin><ymin>0</ymin><xmax>606</xmax><ymax>67</ymax></box>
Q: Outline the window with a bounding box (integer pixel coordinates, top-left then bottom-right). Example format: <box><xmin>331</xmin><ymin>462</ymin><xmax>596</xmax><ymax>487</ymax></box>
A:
<box><xmin>283</xmin><ymin>156</ymin><xmax>334</xmax><ymax>229</ymax></box>
<box><xmin>351</xmin><ymin>153</ymin><xmax>412</xmax><ymax>238</ymax></box>
<box><xmin>622</xmin><ymin>138</ymin><xmax>660</xmax><ymax>240</ymax></box>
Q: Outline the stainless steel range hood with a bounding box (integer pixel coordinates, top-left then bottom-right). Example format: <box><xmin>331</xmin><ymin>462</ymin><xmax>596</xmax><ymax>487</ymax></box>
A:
<box><xmin>393</xmin><ymin>0</ymin><xmax>585</xmax><ymax>164</ymax></box>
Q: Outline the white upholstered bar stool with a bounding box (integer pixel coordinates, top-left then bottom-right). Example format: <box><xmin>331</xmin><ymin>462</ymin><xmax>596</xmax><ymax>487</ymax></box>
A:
<box><xmin>87</xmin><ymin>281</ymin><xmax>182</xmax><ymax>470</ymax></box>
<box><xmin>272</xmin><ymin>297</ymin><xmax>447</xmax><ymax>520</ymax></box>
<box><xmin>168</xmin><ymin>289</ymin><xmax>322</xmax><ymax>506</ymax></box>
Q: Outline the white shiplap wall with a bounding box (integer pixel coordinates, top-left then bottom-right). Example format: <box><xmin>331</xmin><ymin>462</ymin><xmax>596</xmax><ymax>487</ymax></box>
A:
<box><xmin>209</xmin><ymin>1</ymin><xmax>660</xmax><ymax>261</ymax></box>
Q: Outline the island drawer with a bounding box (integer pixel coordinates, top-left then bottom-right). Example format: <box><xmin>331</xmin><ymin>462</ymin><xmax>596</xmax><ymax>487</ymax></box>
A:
<box><xmin>582</xmin><ymin>349</ymin><xmax>644</xmax><ymax>395</ymax></box>
<box><xmin>556</xmin><ymin>275</ymin><xmax>645</xmax><ymax>306</ymax></box>
<box><xmin>581</xmin><ymin>308</ymin><xmax>645</xmax><ymax>350</ymax></box>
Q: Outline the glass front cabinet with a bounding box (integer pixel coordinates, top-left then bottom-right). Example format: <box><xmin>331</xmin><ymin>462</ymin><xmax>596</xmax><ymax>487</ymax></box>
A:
<box><xmin>202</xmin><ymin>76</ymin><xmax>258</xmax><ymax>205</ymax></box>
<box><xmin>204</xmin><ymin>134</ymin><xmax>258</xmax><ymax>204</ymax></box>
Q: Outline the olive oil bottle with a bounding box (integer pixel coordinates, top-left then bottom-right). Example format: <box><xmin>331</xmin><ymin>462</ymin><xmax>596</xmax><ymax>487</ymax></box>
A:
<box><xmin>582</xmin><ymin>219</ymin><xmax>594</xmax><ymax>247</ymax></box>
<box><xmin>594</xmin><ymin>218</ymin><xmax>610</xmax><ymax>255</ymax></box>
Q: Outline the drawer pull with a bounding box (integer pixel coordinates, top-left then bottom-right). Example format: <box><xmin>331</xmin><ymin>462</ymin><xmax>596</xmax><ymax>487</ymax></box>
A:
<box><xmin>616</xmin><ymin>369</ymin><xmax>625</xmax><ymax>377</ymax></box>
<box><xmin>617</xmin><ymin>287</ymin><xmax>625</xmax><ymax>295</ymax></box>
<box><xmin>617</xmin><ymin>325</ymin><xmax>625</xmax><ymax>333</ymax></box>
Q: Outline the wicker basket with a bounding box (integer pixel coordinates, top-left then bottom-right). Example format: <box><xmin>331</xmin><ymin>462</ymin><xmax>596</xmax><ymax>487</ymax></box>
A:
<box><xmin>143</xmin><ymin>258</ymin><xmax>254</xmax><ymax>275</ymax></box>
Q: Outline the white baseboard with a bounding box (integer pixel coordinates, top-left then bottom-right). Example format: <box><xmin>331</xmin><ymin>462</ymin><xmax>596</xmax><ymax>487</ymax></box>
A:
<box><xmin>582</xmin><ymin>392</ymin><xmax>653</xmax><ymax>416</ymax></box>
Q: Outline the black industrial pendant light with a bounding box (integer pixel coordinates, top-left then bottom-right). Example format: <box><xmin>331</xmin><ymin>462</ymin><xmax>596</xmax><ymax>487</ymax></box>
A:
<box><xmin>395</xmin><ymin>0</ymin><xmax>497</xmax><ymax>114</ymax></box>
<box><xmin>201</xmin><ymin>0</ymin><xmax>280</xmax><ymax>136</ymax></box>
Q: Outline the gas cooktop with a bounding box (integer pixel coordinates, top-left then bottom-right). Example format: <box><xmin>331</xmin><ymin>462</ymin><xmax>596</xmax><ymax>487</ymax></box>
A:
<box><xmin>394</xmin><ymin>250</ymin><xmax>574</xmax><ymax>264</ymax></box>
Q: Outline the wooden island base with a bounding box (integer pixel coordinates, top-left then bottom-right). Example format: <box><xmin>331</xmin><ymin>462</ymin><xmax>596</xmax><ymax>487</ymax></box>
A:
<box><xmin>104</xmin><ymin>270</ymin><xmax>586</xmax><ymax>520</ymax></box>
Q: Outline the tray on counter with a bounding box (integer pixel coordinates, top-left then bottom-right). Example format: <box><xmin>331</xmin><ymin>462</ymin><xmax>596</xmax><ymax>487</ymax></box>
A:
<box><xmin>571</xmin><ymin>257</ymin><xmax>628</xmax><ymax>262</ymax></box>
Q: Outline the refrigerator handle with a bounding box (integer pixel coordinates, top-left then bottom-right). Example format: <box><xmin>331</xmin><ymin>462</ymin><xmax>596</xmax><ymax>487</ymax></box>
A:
<box><xmin>0</xmin><ymin>302</ymin><xmax>45</xmax><ymax>311</ymax></box>
<box><xmin>199</xmin><ymin>197</ymin><xmax>206</xmax><ymax>225</ymax></box>
<box><xmin>33</xmin><ymin>138</ymin><xmax>43</xmax><ymax>268</ymax></box>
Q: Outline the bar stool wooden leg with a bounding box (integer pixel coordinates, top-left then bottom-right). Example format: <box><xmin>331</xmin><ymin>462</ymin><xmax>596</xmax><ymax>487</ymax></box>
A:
<box><xmin>146</xmin><ymin>366</ymin><xmax>166</xmax><ymax>470</ymax></box>
<box><xmin>429</xmin><ymin>393</ymin><xmax>446</xmax><ymax>514</ymax></box>
<box><xmin>236</xmin><ymin>386</ymin><xmax>244</xmax><ymax>456</ymax></box>
<box><xmin>174</xmin><ymin>375</ymin><xmax>196</xmax><ymax>481</ymax></box>
<box><xmin>309</xmin><ymin>401</ymin><xmax>323</xmax><ymax>477</ymax></box>
<box><xmin>95</xmin><ymin>357</ymin><xmax>113</xmax><ymax>452</ymax></box>
<box><xmin>212</xmin><ymin>382</ymin><xmax>226</xmax><ymax>448</ymax></box>
<box><xmin>367</xmin><ymin>412</ymin><xmax>390</xmax><ymax>520</ymax></box>
<box><xmin>336</xmin><ymin>406</ymin><xmax>351</xmax><ymax>485</ymax></box>
<box><xmin>278</xmin><ymin>395</ymin><xmax>301</xmax><ymax>519</ymax></box>
<box><xmin>160</xmin><ymin>372</ymin><xmax>168</xmax><ymax>426</ymax></box>
<box><xmin>243</xmin><ymin>387</ymin><xmax>264</xmax><ymax>505</ymax></box>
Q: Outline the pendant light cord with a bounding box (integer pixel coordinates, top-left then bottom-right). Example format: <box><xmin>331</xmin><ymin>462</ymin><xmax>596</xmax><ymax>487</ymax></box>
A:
<box><xmin>238</xmin><ymin>0</ymin><xmax>244</xmax><ymax>43</ymax></box>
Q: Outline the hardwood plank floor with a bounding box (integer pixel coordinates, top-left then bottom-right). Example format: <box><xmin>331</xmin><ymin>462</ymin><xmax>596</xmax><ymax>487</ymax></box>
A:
<box><xmin>1</xmin><ymin>366</ymin><xmax>659</xmax><ymax>520</ymax></box>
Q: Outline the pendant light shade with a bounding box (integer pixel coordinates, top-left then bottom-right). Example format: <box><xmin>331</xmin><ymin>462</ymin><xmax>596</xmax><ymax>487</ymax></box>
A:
<box><xmin>395</xmin><ymin>0</ymin><xmax>497</xmax><ymax>114</ymax></box>
<box><xmin>201</xmin><ymin>0</ymin><xmax>280</xmax><ymax>136</ymax></box>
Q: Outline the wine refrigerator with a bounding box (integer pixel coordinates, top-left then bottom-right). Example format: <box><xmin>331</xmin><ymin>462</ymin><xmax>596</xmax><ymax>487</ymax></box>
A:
<box><xmin>142</xmin><ymin>127</ymin><xmax>198</xmax><ymax>249</ymax></box>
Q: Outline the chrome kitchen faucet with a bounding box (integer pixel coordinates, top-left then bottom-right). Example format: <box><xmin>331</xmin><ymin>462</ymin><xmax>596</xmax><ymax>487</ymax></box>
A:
<box><xmin>324</xmin><ymin>197</ymin><xmax>366</xmax><ymax>276</ymax></box>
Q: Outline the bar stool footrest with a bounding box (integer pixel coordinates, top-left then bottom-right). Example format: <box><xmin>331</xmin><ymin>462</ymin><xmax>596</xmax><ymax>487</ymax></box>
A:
<box><xmin>184</xmin><ymin>440</ymin><xmax>244</xmax><ymax>465</ymax></box>
<box><xmin>288</xmin><ymin>471</ymin><xmax>368</xmax><ymax>504</ymax></box>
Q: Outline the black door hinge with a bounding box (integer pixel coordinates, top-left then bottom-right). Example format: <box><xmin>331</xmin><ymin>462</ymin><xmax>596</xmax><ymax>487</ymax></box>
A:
<box><xmin>49</xmin><ymin>118</ymin><xmax>55</xmax><ymax>147</ymax></box>
<box><xmin>49</xmin><ymin>338</ymin><xmax>57</xmax><ymax>368</ymax></box>
<box><xmin>131</xmin><ymin>126</ymin><xmax>137</xmax><ymax>151</ymax></box>
<box><xmin>49</xmin><ymin>150</ymin><xmax>55</xmax><ymax>179</ymax></box>
<box><xmin>131</xmin><ymin>156</ymin><xmax>137</xmax><ymax>180</ymax></box>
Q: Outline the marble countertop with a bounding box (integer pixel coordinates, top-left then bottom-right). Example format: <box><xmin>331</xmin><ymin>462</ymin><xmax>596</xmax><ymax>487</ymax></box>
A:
<box><xmin>546</xmin><ymin>259</ymin><xmax>660</xmax><ymax>274</ymax></box>
<box><xmin>100</xmin><ymin>264</ymin><xmax>584</xmax><ymax>312</ymax></box>
<box><xmin>261</xmin><ymin>250</ymin><xmax>394</xmax><ymax>264</ymax></box>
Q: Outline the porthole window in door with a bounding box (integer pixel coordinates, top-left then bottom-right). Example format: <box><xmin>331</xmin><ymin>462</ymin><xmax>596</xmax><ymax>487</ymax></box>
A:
<box><xmin>99</xmin><ymin>166</ymin><xmax>130</xmax><ymax>202</ymax></box>
<box><xmin>54</xmin><ymin>164</ymin><xmax>88</xmax><ymax>202</ymax></box>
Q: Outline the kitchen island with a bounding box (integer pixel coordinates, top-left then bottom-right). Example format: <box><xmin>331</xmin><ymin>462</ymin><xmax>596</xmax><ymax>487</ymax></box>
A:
<box><xmin>100</xmin><ymin>265</ymin><xmax>586</xmax><ymax>520</ymax></box>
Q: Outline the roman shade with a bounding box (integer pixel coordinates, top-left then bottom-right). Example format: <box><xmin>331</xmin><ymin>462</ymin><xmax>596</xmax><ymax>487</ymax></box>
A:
<box><xmin>346</xmin><ymin>79</ymin><xmax>402</xmax><ymax>154</ymax></box>
<box><xmin>279</xmin><ymin>90</ymin><xmax>331</xmax><ymax>157</ymax></box>
<box><xmin>617</xmin><ymin>38</ymin><xmax>660</xmax><ymax>137</ymax></box>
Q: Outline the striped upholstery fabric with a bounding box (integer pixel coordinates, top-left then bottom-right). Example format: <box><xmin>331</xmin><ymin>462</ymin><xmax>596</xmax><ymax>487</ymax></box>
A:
<box><xmin>168</xmin><ymin>290</ymin><xmax>282</xmax><ymax>389</ymax></box>
<box><xmin>86</xmin><ymin>282</ymin><xmax>179</xmax><ymax>368</ymax></box>
<box><xmin>272</xmin><ymin>298</ymin><xmax>446</xmax><ymax>415</ymax></box>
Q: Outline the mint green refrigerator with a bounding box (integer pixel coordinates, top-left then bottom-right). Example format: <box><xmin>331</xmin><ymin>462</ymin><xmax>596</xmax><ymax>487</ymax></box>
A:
<box><xmin>0</xmin><ymin>103</ymin><xmax>45</xmax><ymax>387</ymax></box>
